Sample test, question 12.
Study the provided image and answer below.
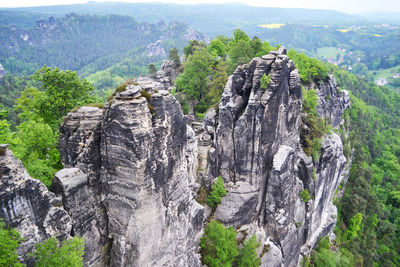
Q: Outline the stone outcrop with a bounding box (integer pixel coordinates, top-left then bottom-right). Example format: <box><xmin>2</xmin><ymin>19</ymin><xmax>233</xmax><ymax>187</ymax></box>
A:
<box><xmin>0</xmin><ymin>145</ymin><xmax>72</xmax><ymax>266</ymax></box>
<box><xmin>313</xmin><ymin>74</ymin><xmax>350</xmax><ymax>128</ymax></box>
<box><xmin>153</xmin><ymin>60</ymin><xmax>180</xmax><ymax>89</ymax></box>
<box><xmin>203</xmin><ymin>47</ymin><xmax>350</xmax><ymax>266</ymax></box>
<box><xmin>0</xmin><ymin>64</ymin><xmax>5</xmax><ymax>79</ymax></box>
<box><xmin>0</xmin><ymin>48</ymin><xmax>350</xmax><ymax>267</ymax></box>
<box><xmin>146</xmin><ymin>40</ymin><xmax>166</xmax><ymax>57</ymax></box>
<box><xmin>98</xmin><ymin>81</ymin><xmax>203</xmax><ymax>266</ymax></box>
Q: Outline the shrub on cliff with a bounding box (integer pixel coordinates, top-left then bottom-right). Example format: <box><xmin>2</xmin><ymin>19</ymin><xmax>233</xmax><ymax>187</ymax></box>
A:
<box><xmin>0</xmin><ymin>218</ymin><xmax>24</xmax><ymax>267</ymax></box>
<box><xmin>299</xmin><ymin>189</ymin><xmax>311</xmax><ymax>202</ymax></box>
<box><xmin>207</xmin><ymin>176</ymin><xmax>227</xmax><ymax>207</ymax></box>
<box><xmin>200</xmin><ymin>221</ymin><xmax>238</xmax><ymax>267</ymax></box>
<box><xmin>33</xmin><ymin>236</ymin><xmax>85</xmax><ymax>267</ymax></box>
<box><xmin>235</xmin><ymin>235</ymin><xmax>261</xmax><ymax>267</ymax></box>
<box><xmin>300</xmin><ymin>88</ymin><xmax>326</xmax><ymax>161</ymax></box>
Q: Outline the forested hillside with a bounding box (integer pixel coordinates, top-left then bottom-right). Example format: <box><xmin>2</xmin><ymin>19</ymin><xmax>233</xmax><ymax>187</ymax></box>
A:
<box><xmin>0</xmin><ymin>13</ymin><xmax>203</xmax><ymax>85</ymax></box>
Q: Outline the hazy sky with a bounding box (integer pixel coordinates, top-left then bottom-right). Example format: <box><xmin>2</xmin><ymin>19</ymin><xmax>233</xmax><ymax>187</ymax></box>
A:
<box><xmin>1</xmin><ymin>0</ymin><xmax>399</xmax><ymax>14</ymax></box>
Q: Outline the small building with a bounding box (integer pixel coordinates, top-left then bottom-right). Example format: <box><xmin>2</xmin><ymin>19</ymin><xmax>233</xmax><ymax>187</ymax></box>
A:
<box><xmin>376</xmin><ymin>78</ymin><xmax>388</xmax><ymax>86</ymax></box>
<box><xmin>393</xmin><ymin>73</ymin><xmax>400</xmax><ymax>79</ymax></box>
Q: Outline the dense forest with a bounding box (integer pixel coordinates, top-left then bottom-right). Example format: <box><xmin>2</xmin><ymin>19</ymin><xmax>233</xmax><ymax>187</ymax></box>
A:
<box><xmin>0</xmin><ymin>13</ymin><xmax>203</xmax><ymax>91</ymax></box>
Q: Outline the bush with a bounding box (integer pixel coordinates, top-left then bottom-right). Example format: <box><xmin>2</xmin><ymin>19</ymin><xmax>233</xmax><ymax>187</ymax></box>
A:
<box><xmin>300</xmin><ymin>88</ymin><xmax>326</xmax><ymax>161</ymax></box>
<box><xmin>200</xmin><ymin>221</ymin><xmax>238</xmax><ymax>267</ymax></box>
<box><xmin>140</xmin><ymin>90</ymin><xmax>152</xmax><ymax>102</ymax></box>
<box><xmin>207</xmin><ymin>176</ymin><xmax>227</xmax><ymax>207</ymax></box>
<box><xmin>33</xmin><ymin>236</ymin><xmax>85</xmax><ymax>267</ymax></box>
<box><xmin>0</xmin><ymin>219</ymin><xmax>23</xmax><ymax>267</ymax></box>
<box><xmin>299</xmin><ymin>189</ymin><xmax>311</xmax><ymax>202</ymax></box>
<box><xmin>235</xmin><ymin>235</ymin><xmax>260</xmax><ymax>267</ymax></box>
<box><xmin>260</xmin><ymin>73</ymin><xmax>271</xmax><ymax>89</ymax></box>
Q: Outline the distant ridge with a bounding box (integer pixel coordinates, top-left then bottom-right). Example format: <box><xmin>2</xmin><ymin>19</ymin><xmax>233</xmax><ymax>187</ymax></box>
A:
<box><xmin>0</xmin><ymin>2</ymin><xmax>369</xmax><ymax>36</ymax></box>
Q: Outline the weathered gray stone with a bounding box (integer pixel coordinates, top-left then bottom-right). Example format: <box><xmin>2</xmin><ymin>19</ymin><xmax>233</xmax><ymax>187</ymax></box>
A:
<box><xmin>215</xmin><ymin>181</ymin><xmax>258</xmax><ymax>227</ymax></box>
<box><xmin>101</xmin><ymin>79</ymin><xmax>204</xmax><ymax>266</ymax></box>
<box><xmin>205</xmin><ymin>48</ymin><xmax>350</xmax><ymax>266</ymax></box>
<box><xmin>0</xmin><ymin>148</ymin><xmax>72</xmax><ymax>266</ymax></box>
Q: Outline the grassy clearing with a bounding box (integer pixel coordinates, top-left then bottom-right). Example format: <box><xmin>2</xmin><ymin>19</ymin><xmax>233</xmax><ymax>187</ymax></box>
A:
<box><xmin>317</xmin><ymin>47</ymin><xmax>344</xmax><ymax>59</ymax></box>
<box><xmin>370</xmin><ymin>65</ymin><xmax>400</xmax><ymax>80</ymax></box>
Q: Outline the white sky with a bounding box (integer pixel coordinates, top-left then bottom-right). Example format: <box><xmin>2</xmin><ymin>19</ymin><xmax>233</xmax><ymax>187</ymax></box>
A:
<box><xmin>0</xmin><ymin>0</ymin><xmax>399</xmax><ymax>14</ymax></box>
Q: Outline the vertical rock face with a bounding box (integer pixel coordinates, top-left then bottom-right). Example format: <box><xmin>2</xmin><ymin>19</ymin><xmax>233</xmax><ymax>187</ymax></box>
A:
<box><xmin>205</xmin><ymin>48</ymin><xmax>350</xmax><ymax>266</ymax></box>
<box><xmin>99</xmin><ymin>81</ymin><xmax>203</xmax><ymax>266</ymax></box>
<box><xmin>57</xmin><ymin>78</ymin><xmax>204</xmax><ymax>266</ymax></box>
<box><xmin>153</xmin><ymin>60</ymin><xmax>180</xmax><ymax>89</ymax></box>
<box><xmin>0</xmin><ymin>145</ymin><xmax>72</xmax><ymax>266</ymax></box>
<box><xmin>0</xmin><ymin>64</ymin><xmax>5</xmax><ymax>80</ymax></box>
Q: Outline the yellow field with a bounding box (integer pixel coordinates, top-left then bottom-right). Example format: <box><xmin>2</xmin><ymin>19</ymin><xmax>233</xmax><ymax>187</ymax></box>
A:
<box><xmin>338</xmin><ymin>29</ymin><xmax>351</xmax><ymax>33</ymax></box>
<box><xmin>312</xmin><ymin>25</ymin><xmax>329</xmax><ymax>28</ymax></box>
<box><xmin>372</xmin><ymin>34</ymin><xmax>383</xmax><ymax>37</ymax></box>
<box><xmin>259</xmin><ymin>24</ymin><xmax>285</xmax><ymax>29</ymax></box>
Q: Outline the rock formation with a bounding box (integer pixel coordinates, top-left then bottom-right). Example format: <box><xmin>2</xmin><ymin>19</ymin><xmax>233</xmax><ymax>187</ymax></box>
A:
<box><xmin>0</xmin><ymin>64</ymin><xmax>5</xmax><ymax>80</ymax></box>
<box><xmin>202</xmin><ymin>47</ymin><xmax>350</xmax><ymax>266</ymax></box>
<box><xmin>153</xmin><ymin>60</ymin><xmax>180</xmax><ymax>89</ymax></box>
<box><xmin>0</xmin><ymin>48</ymin><xmax>350</xmax><ymax>267</ymax></box>
<box><xmin>0</xmin><ymin>145</ymin><xmax>72</xmax><ymax>266</ymax></box>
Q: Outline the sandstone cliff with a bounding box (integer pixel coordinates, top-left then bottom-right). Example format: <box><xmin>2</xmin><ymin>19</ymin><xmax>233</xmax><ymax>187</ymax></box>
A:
<box><xmin>0</xmin><ymin>48</ymin><xmax>350</xmax><ymax>267</ymax></box>
<box><xmin>202</xmin><ymin>47</ymin><xmax>350</xmax><ymax>266</ymax></box>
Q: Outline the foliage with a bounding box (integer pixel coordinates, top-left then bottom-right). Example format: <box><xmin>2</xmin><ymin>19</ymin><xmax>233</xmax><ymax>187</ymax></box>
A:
<box><xmin>12</xmin><ymin>120</ymin><xmax>60</xmax><ymax>187</ymax></box>
<box><xmin>183</xmin><ymin>40</ymin><xmax>206</xmax><ymax>57</ymax></box>
<box><xmin>300</xmin><ymin>88</ymin><xmax>326</xmax><ymax>161</ymax></box>
<box><xmin>0</xmin><ymin>218</ymin><xmax>24</xmax><ymax>267</ymax></box>
<box><xmin>176</xmin><ymin>29</ymin><xmax>273</xmax><ymax>117</ymax></box>
<box><xmin>288</xmin><ymin>50</ymin><xmax>329</xmax><ymax>84</ymax></box>
<box><xmin>299</xmin><ymin>189</ymin><xmax>311</xmax><ymax>202</ymax></box>
<box><xmin>208</xmin><ymin>39</ymin><xmax>226</xmax><ymax>58</ymax></box>
<box><xmin>207</xmin><ymin>176</ymin><xmax>227</xmax><ymax>208</ymax></box>
<box><xmin>235</xmin><ymin>235</ymin><xmax>260</xmax><ymax>267</ymax></box>
<box><xmin>176</xmin><ymin>47</ymin><xmax>212</xmax><ymax>101</ymax></box>
<box><xmin>344</xmin><ymin>212</ymin><xmax>362</xmax><ymax>240</ymax></box>
<box><xmin>148</xmin><ymin>63</ymin><xmax>157</xmax><ymax>76</ymax></box>
<box><xmin>304</xmin><ymin>237</ymin><xmax>354</xmax><ymax>267</ymax></box>
<box><xmin>169</xmin><ymin>47</ymin><xmax>181</xmax><ymax>68</ymax></box>
<box><xmin>33</xmin><ymin>236</ymin><xmax>85</xmax><ymax>267</ymax></box>
<box><xmin>15</xmin><ymin>66</ymin><xmax>95</xmax><ymax>129</ymax></box>
<box><xmin>200</xmin><ymin>221</ymin><xmax>238</xmax><ymax>267</ymax></box>
<box><xmin>207</xmin><ymin>61</ymin><xmax>228</xmax><ymax>106</ymax></box>
<box><xmin>260</xmin><ymin>74</ymin><xmax>271</xmax><ymax>89</ymax></box>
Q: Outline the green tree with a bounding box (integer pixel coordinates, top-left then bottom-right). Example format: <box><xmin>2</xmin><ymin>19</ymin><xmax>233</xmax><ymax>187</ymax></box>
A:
<box><xmin>235</xmin><ymin>235</ymin><xmax>260</xmax><ymax>267</ymax></box>
<box><xmin>207</xmin><ymin>61</ymin><xmax>228</xmax><ymax>106</ymax></box>
<box><xmin>232</xmin><ymin>29</ymin><xmax>250</xmax><ymax>43</ymax></box>
<box><xmin>176</xmin><ymin>47</ymin><xmax>212</xmax><ymax>100</ymax></box>
<box><xmin>12</xmin><ymin>120</ymin><xmax>60</xmax><ymax>187</ymax></box>
<box><xmin>250</xmin><ymin>36</ymin><xmax>263</xmax><ymax>57</ymax></box>
<box><xmin>33</xmin><ymin>236</ymin><xmax>85</xmax><ymax>267</ymax></box>
<box><xmin>345</xmin><ymin>213</ymin><xmax>363</xmax><ymax>240</ymax></box>
<box><xmin>169</xmin><ymin>47</ymin><xmax>181</xmax><ymax>68</ymax></box>
<box><xmin>183</xmin><ymin>40</ymin><xmax>206</xmax><ymax>57</ymax></box>
<box><xmin>208</xmin><ymin>39</ymin><xmax>226</xmax><ymax>58</ymax></box>
<box><xmin>15</xmin><ymin>66</ymin><xmax>94</xmax><ymax>129</ymax></box>
<box><xmin>207</xmin><ymin>176</ymin><xmax>227</xmax><ymax>208</ymax></box>
<box><xmin>148</xmin><ymin>63</ymin><xmax>157</xmax><ymax>76</ymax></box>
<box><xmin>0</xmin><ymin>218</ymin><xmax>24</xmax><ymax>267</ymax></box>
<box><xmin>228</xmin><ymin>40</ymin><xmax>254</xmax><ymax>71</ymax></box>
<box><xmin>200</xmin><ymin>221</ymin><xmax>238</xmax><ymax>267</ymax></box>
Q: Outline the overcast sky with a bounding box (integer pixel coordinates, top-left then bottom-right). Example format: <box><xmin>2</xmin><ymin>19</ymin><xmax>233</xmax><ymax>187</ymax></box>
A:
<box><xmin>1</xmin><ymin>0</ymin><xmax>399</xmax><ymax>14</ymax></box>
